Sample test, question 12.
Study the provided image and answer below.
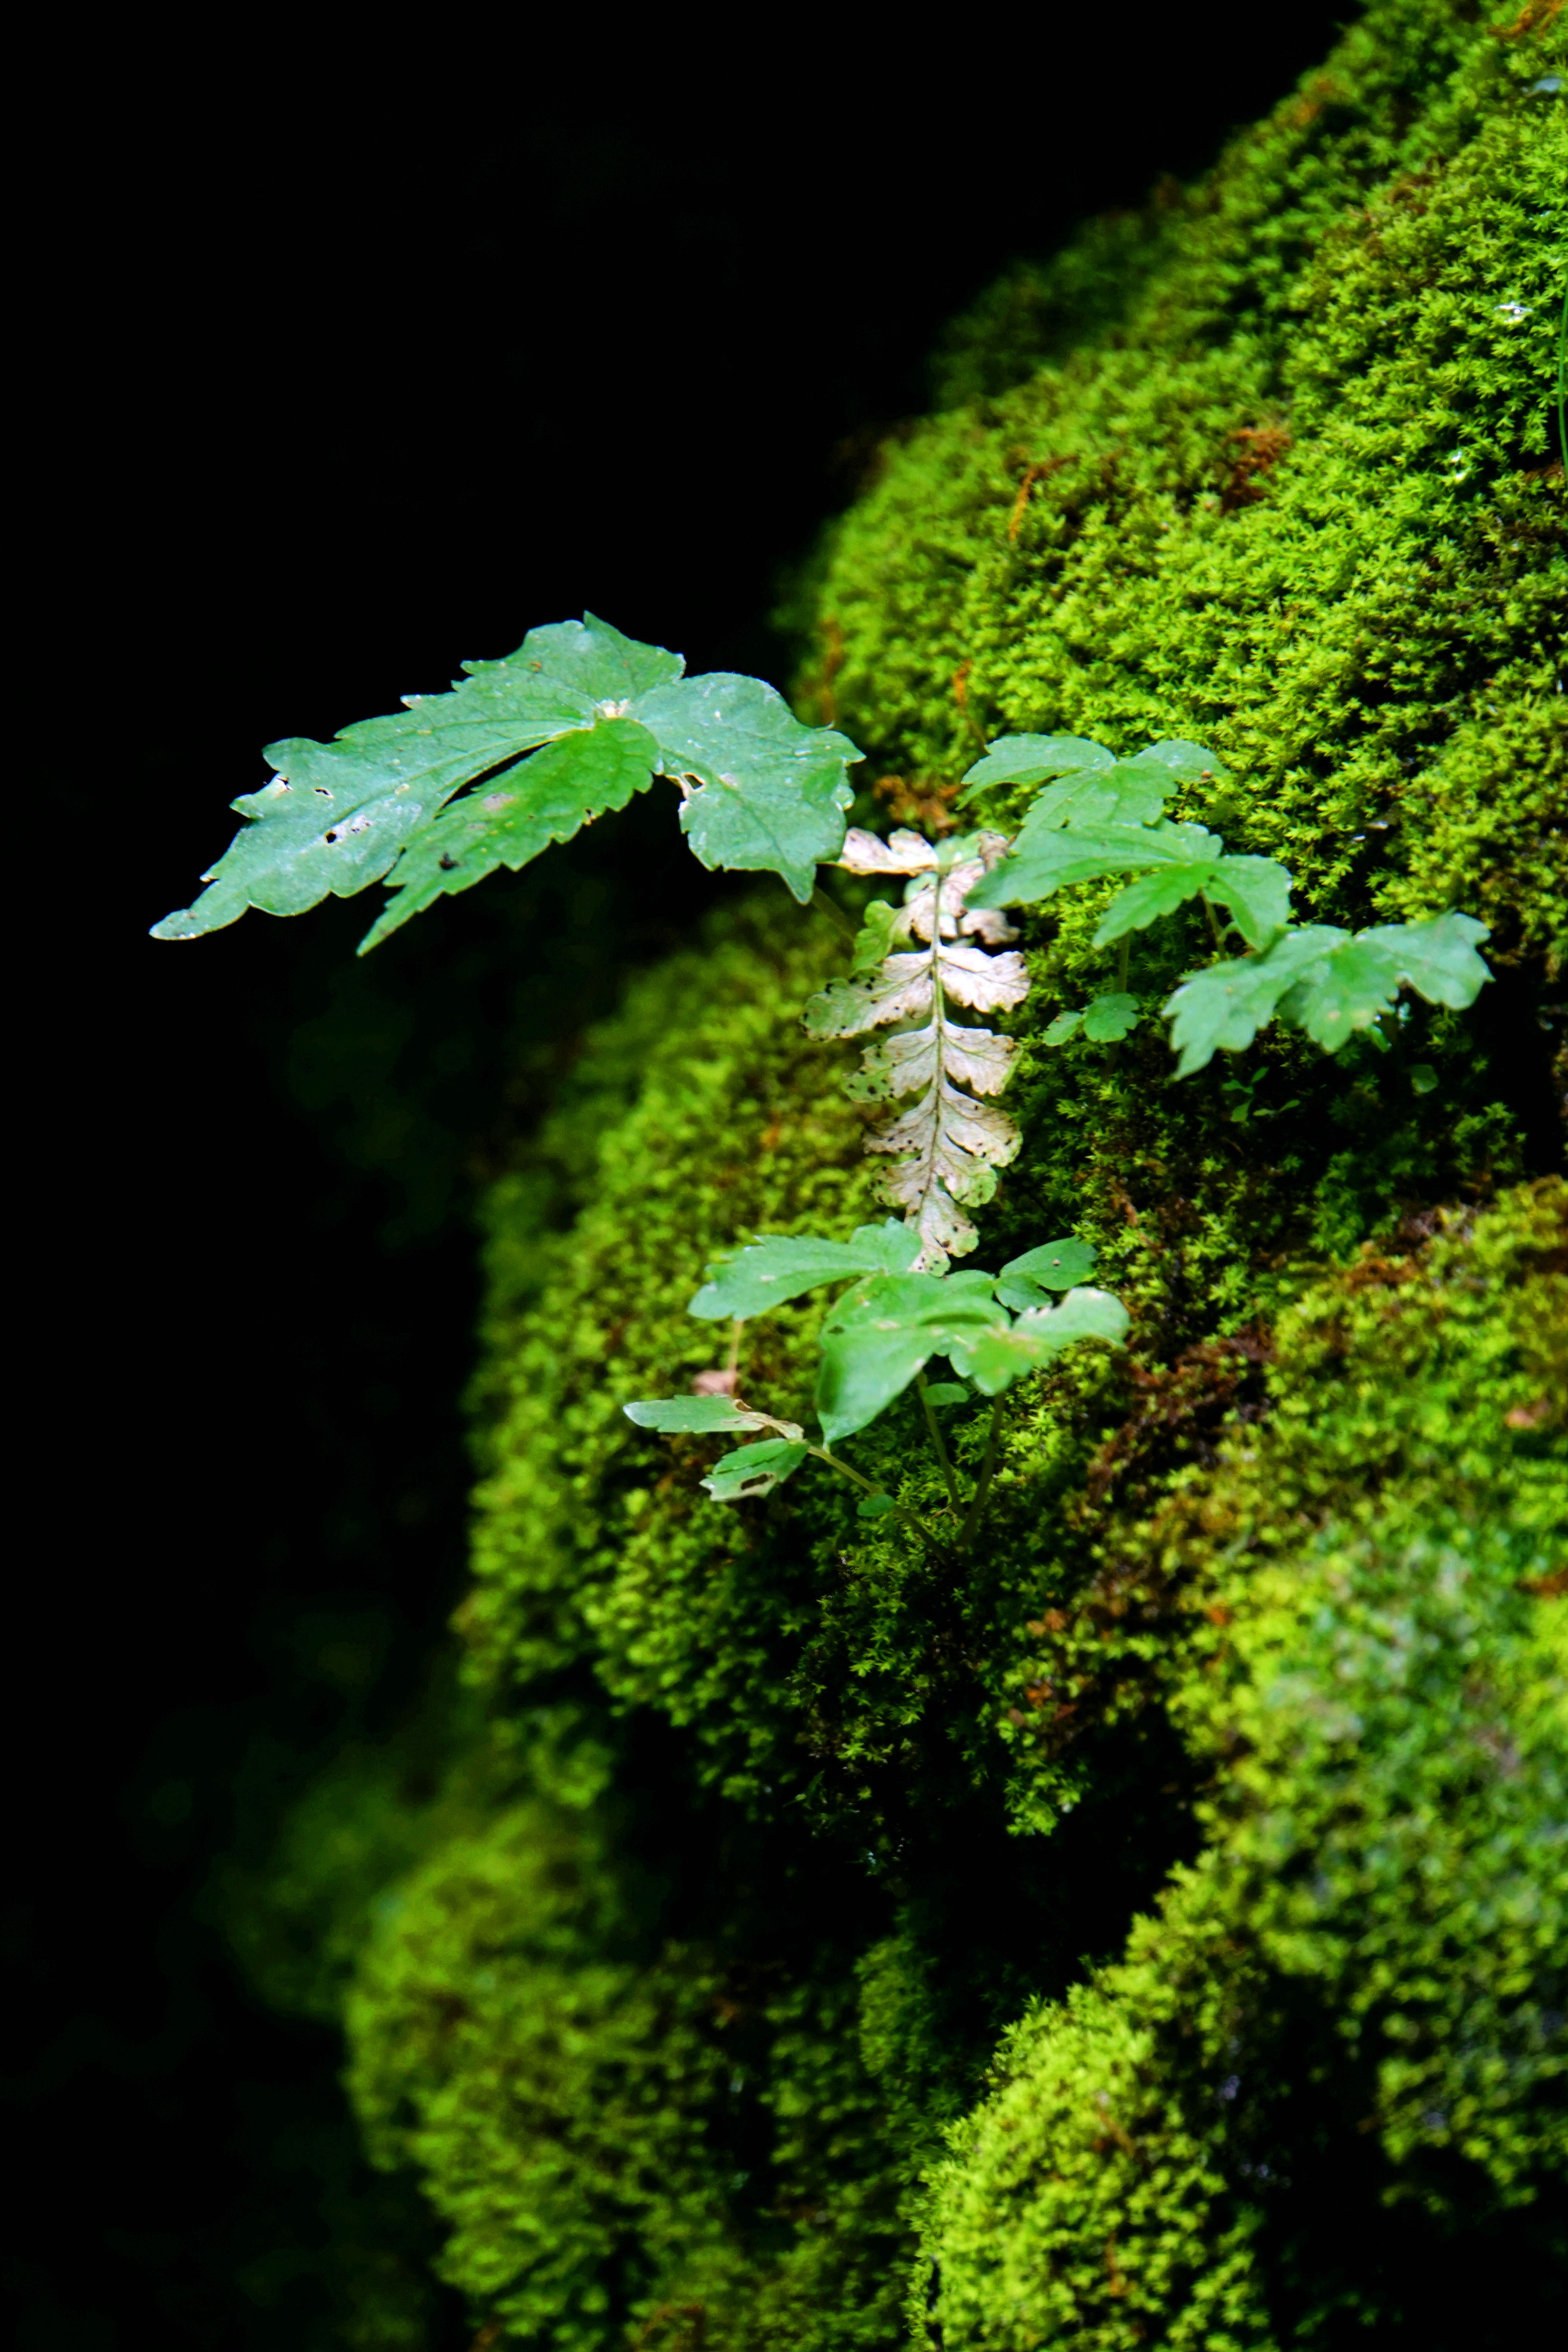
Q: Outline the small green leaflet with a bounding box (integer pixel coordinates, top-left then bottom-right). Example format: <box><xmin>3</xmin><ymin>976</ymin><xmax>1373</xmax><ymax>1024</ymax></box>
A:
<box><xmin>850</xmin><ymin>899</ymin><xmax>906</xmax><ymax>973</ymax></box>
<box><xmin>1094</xmin><ymin>853</ymin><xmax>1291</xmax><ymax>951</ymax></box>
<box><xmin>1045</xmin><ymin>994</ymin><xmax>1141</xmax><ymax>1047</ymax></box>
<box><xmin>624</xmin><ymin>1396</ymin><xmax>798</xmax><ymax>1435</ymax></box>
<box><xmin>1163</xmin><ymin>912</ymin><xmax>1492</xmax><ymax>1074</ymax></box>
<box><xmin>958</xmin><ymin>733</ymin><xmax>1222</xmax><ymax>810</ymax></box>
<box><xmin>958</xmin><ymin>735</ymin><xmax>1114</xmax><ymax>802</ymax></box>
<box><xmin>969</xmin><ymin>820</ymin><xmax>1288</xmax><ymax>946</ymax></box>
<box><xmin>993</xmin><ymin>1237</ymin><xmax>1098</xmax><ymax>1310</ymax></box>
<box><xmin>688</xmin><ymin>1220</ymin><xmax>923</xmax><ymax>1322</ymax></box>
<box><xmin>152</xmin><ymin>615</ymin><xmax>862</xmax><ymax>945</ymax></box>
<box><xmin>957</xmin><ymin>1289</ymin><xmax>1130</xmax><ymax>1393</ymax></box>
<box><xmin>921</xmin><ymin>1381</ymin><xmax>971</xmax><ymax>1408</ymax></box>
<box><xmin>701</xmin><ymin>1439</ymin><xmax>811</xmax><ymax>1501</ymax></box>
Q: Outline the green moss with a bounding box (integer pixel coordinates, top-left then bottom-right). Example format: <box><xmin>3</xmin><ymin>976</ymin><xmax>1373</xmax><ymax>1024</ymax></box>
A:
<box><xmin>811</xmin><ymin>5</ymin><xmax>1566</xmax><ymax>968</ymax></box>
<box><xmin>925</xmin><ymin>1184</ymin><xmax>1566</xmax><ymax>2348</ymax></box>
<box><xmin>231</xmin><ymin>6</ymin><xmax>1568</xmax><ymax>2341</ymax></box>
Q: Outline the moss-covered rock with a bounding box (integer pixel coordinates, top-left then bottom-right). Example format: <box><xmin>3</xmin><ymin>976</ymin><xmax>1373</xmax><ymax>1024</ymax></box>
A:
<box><xmin>242</xmin><ymin>5</ymin><xmax>1566</xmax><ymax>2343</ymax></box>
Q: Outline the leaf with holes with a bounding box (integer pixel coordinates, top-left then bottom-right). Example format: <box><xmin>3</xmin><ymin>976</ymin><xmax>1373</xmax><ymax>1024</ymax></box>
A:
<box><xmin>153</xmin><ymin>614</ymin><xmax>862</xmax><ymax>941</ymax></box>
<box><xmin>700</xmin><ymin>1439</ymin><xmax>811</xmax><ymax>1501</ymax></box>
<box><xmin>358</xmin><ymin>719</ymin><xmax>661</xmax><ymax>947</ymax></box>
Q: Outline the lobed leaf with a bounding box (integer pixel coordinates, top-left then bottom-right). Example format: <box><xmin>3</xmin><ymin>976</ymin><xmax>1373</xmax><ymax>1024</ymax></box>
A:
<box><xmin>154</xmin><ymin>614</ymin><xmax>862</xmax><ymax>940</ymax></box>
<box><xmin>1016</xmin><ymin>756</ymin><xmax>1175</xmax><ymax>834</ymax></box>
<box><xmin>688</xmin><ymin>1221</ymin><xmax>922</xmax><ymax>1322</ymax></box>
<box><xmin>700</xmin><ymin>1438</ymin><xmax>811</xmax><ymax>1501</ymax></box>
<box><xmin>843</xmin><ymin>1020</ymin><xmax>1018</xmax><ymax>1105</ymax></box>
<box><xmin>802</xmin><ymin>940</ymin><xmax>1028</xmax><ymax>1038</ymax></box>
<box><xmin>1278</xmin><ymin>911</ymin><xmax>1493</xmax><ymax>1051</ymax></box>
<box><xmin>815</xmin><ymin>1272</ymin><xmax>1007</xmax><ymax>1443</ymax></box>
<box><xmin>967</xmin><ymin>820</ymin><xmax>1226</xmax><ymax>911</ymax></box>
<box><xmin>957</xmin><ymin>735</ymin><xmax>1114</xmax><ymax>804</ymax></box>
<box><xmin>1093</xmin><ymin>852</ymin><xmax>1291</xmax><ymax>951</ymax></box>
<box><xmin>1082</xmin><ymin>993</ymin><xmax>1142</xmax><ymax>1042</ymax></box>
<box><xmin>357</xmin><ymin>720</ymin><xmax>660</xmax><ymax>948</ymax></box>
<box><xmin>994</xmin><ymin>1238</ymin><xmax>1098</xmax><ymax>1310</ymax></box>
<box><xmin>642</xmin><ymin>672</ymin><xmax>859</xmax><ymax>904</ymax></box>
<box><xmin>624</xmin><ymin>1396</ymin><xmax>789</xmax><ymax>1434</ymax></box>
<box><xmin>956</xmin><ymin>1288</ymin><xmax>1131</xmax><ymax>1394</ymax></box>
<box><xmin>1163</xmin><ymin>912</ymin><xmax>1491</xmax><ymax>1074</ymax></box>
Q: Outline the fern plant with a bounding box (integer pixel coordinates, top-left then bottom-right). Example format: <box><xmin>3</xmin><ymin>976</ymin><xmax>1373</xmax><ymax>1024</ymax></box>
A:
<box><xmin>154</xmin><ymin>616</ymin><xmax>1493</xmax><ymax>1552</ymax></box>
<box><xmin>801</xmin><ymin>829</ymin><xmax>1028</xmax><ymax>1267</ymax></box>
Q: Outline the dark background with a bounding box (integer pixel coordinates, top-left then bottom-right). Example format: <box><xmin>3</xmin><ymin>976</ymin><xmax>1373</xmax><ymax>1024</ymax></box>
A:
<box><xmin>13</xmin><ymin>10</ymin><xmax>1348</xmax><ymax>2344</ymax></box>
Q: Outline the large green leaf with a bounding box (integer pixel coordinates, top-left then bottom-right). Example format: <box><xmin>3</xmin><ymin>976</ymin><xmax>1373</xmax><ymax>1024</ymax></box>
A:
<box><xmin>957</xmin><ymin>1289</ymin><xmax>1130</xmax><ymax>1394</ymax></box>
<box><xmin>1163</xmin><ymin>913</ymin><xmax>1492</xmax><ymax>1074</ymax></box>
<box><xmin>639</xmin><ymin>673</ymin><xmax>859</xmax><ymax>905</ymax></box>
<box><xmin>815</xmin><ymin>1272</ymin><xmax>1006</xmax><ymax>1444</ymax></box>
<box><xmin>358</xmin><ymin>720</ymin><xmax>661</xmax><ymax>947</ymax></box>
<box><xmin>1093</xmin><ymin>851</ymin><xmax>1291</xmax><ymax>950</ymax></box>
<box><xmin>153</xmin><ymin>615</ymin><xmax>861</xmax><ymax>941</ymax></box>
<box><xmin>688</xmin><ymin>1221</ymin><xmax>922</xmax><ymax>1322</ymax></box>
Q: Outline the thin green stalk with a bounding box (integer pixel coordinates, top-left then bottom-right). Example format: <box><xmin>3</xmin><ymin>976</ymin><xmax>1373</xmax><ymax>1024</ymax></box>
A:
<box><xmin>958</xmin><ymin>1398</ymin><xmax>1005</xmax><ymax>1551</ymax></box>
<box><xmin>810</xmin><ymin>886</ymin><xmax>857</xmax><ymax>943</ymax></box>
<box><xmin>810</xmin><ymin>1444</ymin><xmax>945</xmax><ymax>1550</ymax></box>
<box><xmin>1201</xmin><ymin>892</ymin><xmax>1225</xmax><ymax>954</ymax></box>
<box><xmin>916</xmin><ymin>1368</ymin><xmax>963</xmax><ymax>1516</ymax></box>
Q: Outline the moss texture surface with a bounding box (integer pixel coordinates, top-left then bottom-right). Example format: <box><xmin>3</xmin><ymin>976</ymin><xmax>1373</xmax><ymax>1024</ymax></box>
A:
<box><xmin>247</xmin><ymin>6</ymin><xmax>1566</xmax><ymax>2345</ymax></box>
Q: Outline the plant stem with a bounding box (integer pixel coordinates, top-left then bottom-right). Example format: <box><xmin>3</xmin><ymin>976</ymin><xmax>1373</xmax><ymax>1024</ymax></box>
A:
<box><xmin>1201</xmin><ymin>893</ymin><xmax>1225</xmax><ymax>954</ymax></box>
<box><xmin>810</xmin><ymin>886</ymin><xmax>857</xmax><ymax>943</ymax></box>
<box><xmin>725</xmin><ymin>1318</ymin><xmax>742</xmax><ymax>1382</ymax></box>
<box><xmin>809</xmin><ymin>1445</ymin><xmax>945</xmax><ymax>1550</ymax></box>
<box><xmin>958</xmin><ymin>1398</ymin><xmax>1005</xmax><ymax>1551</ymax></box>
<box><xmin>916</xmin><ymin>1368</ymin><xmax>963</xmax><ymax>1516</ymax></box>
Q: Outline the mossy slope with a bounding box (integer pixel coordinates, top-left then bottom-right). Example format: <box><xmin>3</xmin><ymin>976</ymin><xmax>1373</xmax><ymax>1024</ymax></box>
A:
<box><xmin>272</xmin><ymin>6</ymin><xmax>1566</xmax><ymax>2345</ymax></box>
